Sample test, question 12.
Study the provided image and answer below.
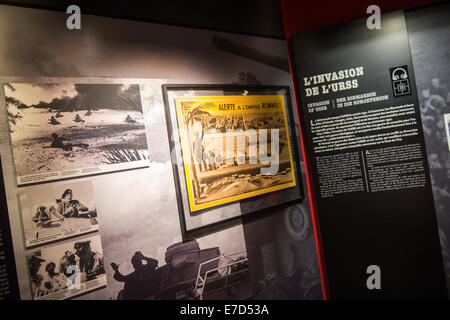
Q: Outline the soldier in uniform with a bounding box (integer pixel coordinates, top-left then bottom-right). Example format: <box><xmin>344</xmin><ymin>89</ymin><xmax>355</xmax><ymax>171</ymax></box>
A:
<box><xmin>49</xmin><ymin>116</ymin><xmax>60</xmax><ymax>125</ymax></box>
<box><xmin>73</xmin><ymin>114</ymin><xmax>85</xmax><ymax>122</ymax></box>
<box><xmin>56</xmin><ymin>189</ymin><xmax>89</xmax><ymax>218</ymax></box>
<box><xmin>50</xmin><ymin>133</ymin><xmax>72</xmax><ymax>151</ymax></box>
<box><xmin>124</xmin><ymin>114</ymin><xmax>136</xmax><ymax>124</ymax></box>
<box><xmin>49</xmin><ymin>133</ymin><xmax>89</xmax><ymax>151</ymax></box>
<box><xmin>28</xmin><ymin>250</ymin><xmax>46</xmax><ymax>298</ymax></box>
<box><xmin>40</xmin><ymin>262</ymin><xmax>67</xmax><ymax>295</ymax></box>
<box><xmin>75</xmin><ymin>240</ymin><xmax>105</xmax><ymax>281</ymax></box>
<box><xmin>32</xmin><ymin>205</ymin><xmax>64</xmax><ymax>228</ymax></box>
<box><xmin>59</xmin><ymin>250</ymin><xmax>79</xmax><ymax>278</ymax></box>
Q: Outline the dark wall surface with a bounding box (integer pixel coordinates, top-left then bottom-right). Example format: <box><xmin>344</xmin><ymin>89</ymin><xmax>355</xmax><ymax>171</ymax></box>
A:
<box><xmin>0</xmin><ymin>0</ymin><xmax>285</xmax><ymax>39</ymax></box>
<box><xmin>280</xmin><ymin>0</ymin><xmax>445</xmax><ymax>38</ymax></box>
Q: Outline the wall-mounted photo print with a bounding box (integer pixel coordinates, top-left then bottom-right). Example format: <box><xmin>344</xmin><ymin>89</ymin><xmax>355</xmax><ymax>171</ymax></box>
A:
<box><xmin>5</xmin><ymin>83</ymin><xmax>149</xmax><ymax>185</ymax></box>
<box><xmin>19</xmin><ymin>180</ymin><xmax>99</xmax><ymax>248</ymax></box>
<box><xmin>26</xmin><ymin>234</ymin><xmax>106</xmax><ymax>300</ymax></box>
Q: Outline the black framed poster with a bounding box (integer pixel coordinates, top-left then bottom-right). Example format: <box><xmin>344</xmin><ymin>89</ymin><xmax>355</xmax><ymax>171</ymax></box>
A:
<box><xmin>163</xmin><ymin>84</ymin><xmax>303</xmax><ymax>239</ymax></box>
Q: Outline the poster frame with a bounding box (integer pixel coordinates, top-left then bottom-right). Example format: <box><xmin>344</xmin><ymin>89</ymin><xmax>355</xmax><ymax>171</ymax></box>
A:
<box><xmin>162</xmin><ymin>84</ymin><xmax>304</xmax><ymax>239</ymax></box>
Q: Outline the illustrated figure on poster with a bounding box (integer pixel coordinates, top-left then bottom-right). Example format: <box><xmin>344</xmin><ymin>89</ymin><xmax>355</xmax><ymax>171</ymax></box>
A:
<box><xmin>111</xmin><ymin>251</ymin><xmax>160</xmax><ymax>300</ymax></box>
<box><xmin>75</xmin><ymin>240</ymin><xmax>105</xmax><ymax>281</ymax></box>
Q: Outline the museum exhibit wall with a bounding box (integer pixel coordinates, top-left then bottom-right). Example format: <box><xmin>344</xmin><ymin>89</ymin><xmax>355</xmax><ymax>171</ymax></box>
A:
<box><xmin>0</xmin><ymin>4</ymin><xmax>321</xmax><ymax>299</ymax></box>
<box><xmin>2</xmin><ymin>1</ymin><xmax>449</xmax><ymax>301</ymax></box>
<box><xmin>281</xmin><ymin>0</ymin><xmax>450</xmax><ymax>298</ymax></box>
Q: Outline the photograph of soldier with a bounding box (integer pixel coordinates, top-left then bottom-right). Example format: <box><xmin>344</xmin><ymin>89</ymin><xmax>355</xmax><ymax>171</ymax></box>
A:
<box><xmin>19</xmin><ymin>180</ymin><xmax>99</xmax><ymax>248</ymax></box>
<box><xmin>56</xmin><ymin>188</ymin><xmax>92</xmax><ymax>218</ymax></box>
<box><xmin>27</xmin><ymin>250</ymin><xmax>46</xmax><ymax>298</ymax></box>
<box><xmin>59</xmin><ymin>250</ymin><xmax>79</xmax><ymax>278</ymax></box>
<box><xmin>175</xmin><ymin>95</ymin><xmax>297</xmax><ymax>211</ymax></box>
<box><xmin>75</xmin><ymin>240</ymin><xmax>105</xmax><ymax>281</ymax></box>
<box><xmin>40</xmin><ymin>262</ymin><xmax>67</xmax><ymax>296</ymax></box>
<box><xmin>4</xmin><ymin>83</ymin><xmax>149</xmax><ymax>185</ymax></box>
<box><xmin>26</xmin><ymin>235</ymin><xmax>106</xmax><ymax>300</ymax></box>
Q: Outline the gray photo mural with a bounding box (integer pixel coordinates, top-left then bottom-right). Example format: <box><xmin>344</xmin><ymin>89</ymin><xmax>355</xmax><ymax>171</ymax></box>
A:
<box><xmin>407</xmin><ymin>2</ymin><xmax>450</xmax><ymax>296</ymax></box>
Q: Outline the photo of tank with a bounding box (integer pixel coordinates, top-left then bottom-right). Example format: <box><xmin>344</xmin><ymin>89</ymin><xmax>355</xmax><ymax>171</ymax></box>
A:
<box><xmin>111</xmin><ymin>240</ymin><xmax>251</xmax><ymax>300</ymax></box>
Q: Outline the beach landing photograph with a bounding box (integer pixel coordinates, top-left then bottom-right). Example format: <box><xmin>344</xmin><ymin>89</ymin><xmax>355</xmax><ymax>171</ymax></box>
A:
<box><xmin>5</xmin><ymin>83</ymin><xmax>149</xmax><ymax>185</ymax></box>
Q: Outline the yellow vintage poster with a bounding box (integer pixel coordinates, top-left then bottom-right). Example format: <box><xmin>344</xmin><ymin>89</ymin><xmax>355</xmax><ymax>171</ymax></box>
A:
<box><xmin>175</xmin><ymin>95</ymin><xmax>297</xmax><ymax>212</ymax></box>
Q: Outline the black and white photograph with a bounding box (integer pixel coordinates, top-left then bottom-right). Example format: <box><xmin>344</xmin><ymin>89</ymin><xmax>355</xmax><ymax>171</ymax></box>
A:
<box><xmin>19</xmin><ymin>180</ymin><xmax>99</xmax><ymax>248</ymax></box>
<box><xmin>110</xmin><ymin>239</ymin><xmax>251</xmax><ymax>300</ymax></box>
<box><xmin>5</xmin><ymin>83</ymin><xmax>149</xmax><ymax>185</ymax></box>
<box><xmin>26</xmin><ymin>234</ymin><xmax>106</xmax><ymax>300</ymax></box>
<box><xmin>407</xmin><ymin>2</ymin><xmax>450</xmax><ymax>293</ymax></box>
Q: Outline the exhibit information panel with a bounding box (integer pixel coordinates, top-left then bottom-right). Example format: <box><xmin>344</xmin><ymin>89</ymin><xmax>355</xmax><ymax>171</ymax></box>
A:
<box><xmin>0</xmin><ymin>156</ymin><xmax>20</xmax><ymax>300</ymax></box>
<box><xmin>292</xmin><ymin>11</ymin><xmax>447</xmax><ymax>298</ymax></box>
